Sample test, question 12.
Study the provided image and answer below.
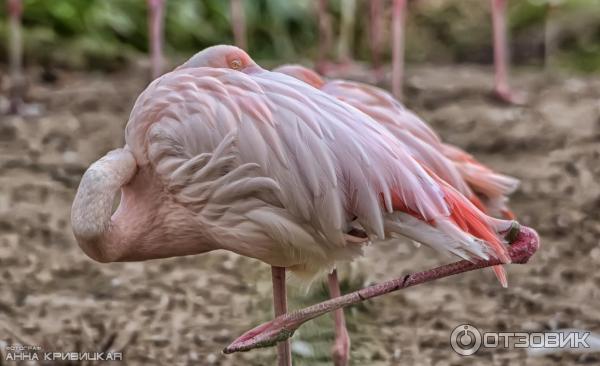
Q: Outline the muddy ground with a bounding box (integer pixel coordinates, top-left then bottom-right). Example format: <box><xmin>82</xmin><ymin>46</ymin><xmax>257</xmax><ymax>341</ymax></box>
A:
<box><xmin>0</xmin><ymin>63</ymin><xmax>599</xmax><ymax>366</ymax></box>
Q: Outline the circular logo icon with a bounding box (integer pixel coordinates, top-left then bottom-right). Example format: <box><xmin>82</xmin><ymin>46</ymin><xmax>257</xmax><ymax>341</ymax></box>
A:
<box><xmin>450</xmin><ymin>324</ymin><xmax>482</xmax><ymax>356</ymax></box>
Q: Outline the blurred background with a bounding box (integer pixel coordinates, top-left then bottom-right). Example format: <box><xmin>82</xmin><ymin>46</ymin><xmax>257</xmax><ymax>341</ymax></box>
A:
<box><xmin>1</xmin><ymin>0</ymin><xmax>599</xmax><ymax>365</ymax></box>
<box><xmin>1</xmin><ymin>0</ymin><xmax>600</xmax><ymax>71</ymax></box>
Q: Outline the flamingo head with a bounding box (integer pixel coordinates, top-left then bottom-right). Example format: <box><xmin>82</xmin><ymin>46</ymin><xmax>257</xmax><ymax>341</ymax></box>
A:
<box><xmin>273</xmin><ymin>64</ymin><xmax>325</xmax><ymax>89</ymax></box>
<box><xmin>179</xmin><ymin>45</ymin><xmax>257</xmax><ymax>72</ymax></box>
<box><xmin>71</xmin><ymin>147</ymin><xmax>218</xmax><ymax>263</ymax></box>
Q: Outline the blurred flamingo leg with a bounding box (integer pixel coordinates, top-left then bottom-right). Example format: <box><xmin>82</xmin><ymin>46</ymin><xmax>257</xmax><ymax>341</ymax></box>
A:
<box><xmin>7</xmin><ymin>0</ymin><xmax>24</xmax><ymax>114</ymax></box>
<box><xmin>147</xmin><ymin>0</ymin><xmax>165</xmax><ymax>79</ymax></box>
<box><xmin>328</xmin><ymin>269</ymin><xmax>350</xmax><ymax>366</ymax></box>
<box><xmin>337</xmin><ymin>0</ymin><xmax>356</xmax><ymax>64</ymax></box>
<box><xmin>230</xmin><ymin>0</ymin><xmax>247</xmax><ymax>50</ymax></box>
<box><xmin>316</xmin><ymin>0</ymin><xmax>333</xmax><ymax>74</ymax></box>
<box><xmin>369</xmin><ymin>0</ymin><xmax>384</xmax><ymax>83</ymax></box>
<box><xmin>272</xmin><ymin>266</ymin><xmax>292</xmax><ymax>366</ymax></box>
<box><xmin>391</xmin><ymin>0</ymin><xmax>407</xmax><ymax>100</ymax></box>
<box><xmin>491</xmin><ymin>0</ymin><xmax>524</xmax><ymax>104</ymax></box>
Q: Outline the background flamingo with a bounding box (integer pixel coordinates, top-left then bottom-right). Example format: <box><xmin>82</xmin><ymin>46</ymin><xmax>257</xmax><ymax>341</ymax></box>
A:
<box><xmin>71</xmin><ymin>45</ymin><xmax>531</xmax><ymax>366</ymax></box>
<box><xmin>145</xmin><ymin>0</ymin><xmax>520</xmax><ymax>103</ymax></box>
<box><xmin>313</xmin><ymin>0</ymin><xmax>522</xmax><ymax>102</ymax></box>
<box><xmin>391</xmin><ymin>0</ymin><xmax>523</xmax><ymax>102</ymax></box>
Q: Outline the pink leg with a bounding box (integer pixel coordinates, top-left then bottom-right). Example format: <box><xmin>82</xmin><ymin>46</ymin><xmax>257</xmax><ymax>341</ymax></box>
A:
<box><xmin>7</xmin><ymin>0</ymin><xmax>23</xmax><ymax>114</ymax></box>
<box><xmin>369</xmin><ymin>0</ymin><xmax>384</xmax><ymax>83</ymax></box>
<box><xmin>491</xmin><ymin>0</ymin><xmax>524</xmax><ymax>104</ymax></box>
<box><xmin>391</xmin><ymin>0</ymin><xmax>407</xmax><ymax>100</ymax></box>
<box><xmin>147</xmin><ymin>0</ymin><xmax>165</xmax><ymax>79</ymax></box>
<box><xmin>328</xmin><ymin>269</ymin><xmax>350</xmax><ymax>366</ymax></box>
<box><xmin>272</xmin><ymin>266</ymin><xmax>292</xmax><ymax>366</ymax></box>
<box><xmin>224</xmin><ymin>225</ymin><xmax>540</xmax><ymax>354</ymax></box>
<box><xmin>230</xmin><ymin>0</ymin><xmax>247</xmax><ymax>50</ymax></box>
<box><xmin>316</xmin><ymin>0</ymin><xmax>333</xmax><ymax>75</ymax></box>
<box><xmin>337</xmin><ymin>0</ymin><xmax>356</xmax><ymax>64</ymax></box>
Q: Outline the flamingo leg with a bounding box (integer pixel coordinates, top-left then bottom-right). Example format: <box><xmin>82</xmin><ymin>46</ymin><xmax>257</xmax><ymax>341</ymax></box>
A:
<box><xmin>391</xmin><ymin>0</ymin><xmax>407</xmax><ymax>100</ymax></box>
<box><xmin>7</xmin><ymin>0</ymin><xmax>23</xmax><ymax>114</ymax></box>
<box><xmin>230</xmin><ymin>0</ymin><xmax>247</xmax><ymax>50</ymax></box>
<box><xmin>337</xmin><ymin>0</ymin><xmax>356</xmax><ymax>64</ymax></box>
<box><xmin>225</xmin><ymin>225</ymin><xmax>539</xmax><ymax>354</ymax></box>
<box><xmin>491</xmin><ymin>0</ymin><xmax>524</xmax><ymax>104</ymax></box>
<box><xmin>272</xmin><ymin>266</ymin><xmax>292</xmax><ymax>366</ymax></box>
<box><xmin>147</xmin><ymin>0</ymin><xmax>165</xmax><ymax>79</ymax></box>
<box><xmin>369</xmin><ymin>0</ymin><xmax>384</xmax><ymax>83</ymax></box>
<box><xmin>316</xmin><ymin>0</ymin><xmax>333</xmax><ymax>75</ymax></box>
<box><xmin>327</xmin><ymin>269</ymin><xmax>350</xmax><ymax>366</ymax></box>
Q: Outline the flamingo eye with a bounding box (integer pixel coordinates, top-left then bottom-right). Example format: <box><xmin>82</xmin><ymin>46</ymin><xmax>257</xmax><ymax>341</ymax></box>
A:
<box><xmin>230</xmin><ymin>59</ymin><xmax>242</xmax><ymax>70</ymax></box>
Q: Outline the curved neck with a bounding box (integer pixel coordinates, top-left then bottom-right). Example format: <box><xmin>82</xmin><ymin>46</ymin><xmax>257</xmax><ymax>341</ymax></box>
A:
<box><xmin>71</xmin><ymin>149</ymin><xmax>137</xmax><ymax>262</ymax></box>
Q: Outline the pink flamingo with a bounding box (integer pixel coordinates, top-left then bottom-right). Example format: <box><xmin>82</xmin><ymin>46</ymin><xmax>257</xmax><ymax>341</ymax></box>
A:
<box><xmin>71</xmin><ymin>45</ymin><xmax>535</xmax><ymax>366</ymax></box>
<box><xmin>274</xmin><ymin>65</ymin><xmax>519</xmax><ymax>219</ymax></box>
<box><xmin>274</xmin><ymin>63</ymin><xmax>519</xmax><ymax>364</ymax></box>
<box><xmin>391</xmin><ymin>0</ymin><xmax>524</xmax><ymax>103</ymax></box>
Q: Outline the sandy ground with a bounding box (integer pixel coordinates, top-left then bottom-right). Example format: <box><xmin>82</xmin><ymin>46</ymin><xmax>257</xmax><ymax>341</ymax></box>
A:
<box><xmin>0</xmin><ymin>63</ymin><xmax>599</xmax><ymax>366</ymax></box>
